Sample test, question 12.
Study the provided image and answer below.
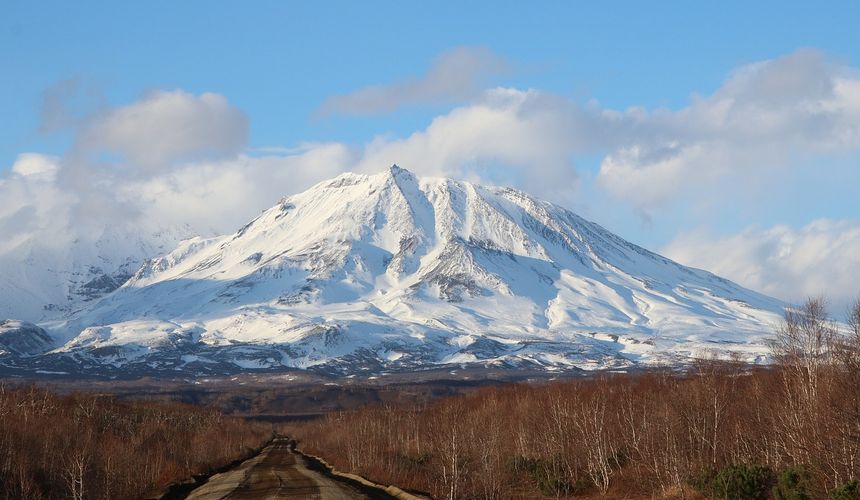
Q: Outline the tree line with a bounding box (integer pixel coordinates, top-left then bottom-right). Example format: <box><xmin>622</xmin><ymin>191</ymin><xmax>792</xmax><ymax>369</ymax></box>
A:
<box><xmin>285</xmin><ymin>298</ymin><xmax>860</xmax><ymax>499</ymax></box>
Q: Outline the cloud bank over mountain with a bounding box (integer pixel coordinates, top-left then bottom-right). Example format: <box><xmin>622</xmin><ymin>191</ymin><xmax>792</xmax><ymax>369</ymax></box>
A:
<box><xmin>663</xmin><ymin>220</ymin><xmax>860</xmax><ymax>311</ymax></box>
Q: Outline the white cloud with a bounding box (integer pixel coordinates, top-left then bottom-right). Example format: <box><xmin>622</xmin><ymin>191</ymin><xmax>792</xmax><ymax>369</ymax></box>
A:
<box><xmin>319</xmin><ymin>48</ymin><xmax>860</xmax><ymax>215</ymax></box>
<box><xmin>317</xmin><ymin>46</ymin><xmax>509</xmax><ymax>115</ymax></box>
<box><xmin>79</xmin><ymin>90</ymin><xmax>248</xmax><ymax>170</ymax></box>
<box><xmin>117</xmin><ymin>89</ymin><xmax>588</xmax><ymax>232</ymax></box>
<box><xmin>0</xmin><ymin>152</ymin><xmax>202</xmax><ymax>321</ymax></box>
<box><xmin>0</xmin><ymin>155</ymin><xmax>70</xmax><ymax>253</ymax></box>
<box><xmin>127</xmin><ymin>143</ymin><xmax>356</xmax><ymax>232</ymax></box>
<box><xmin>3</xmin><ymin>87</ymin><xmax>581</xmax><ymax>256</ymax></box>
<box><xmin>8</xmin><ymin>52</ymin><xmax>860</xmax><ymax>255</ymax></box>
<box><xmin>662</xmin><ymin>220</ymin><xmax>860</xmax><ymax>310</ymax></box>
<box><xmin>353</xmin><ymin>88</ymin><xmax>584</xmax><ymax>197</ymax></box>
<box><xmin>38</xmin><ymin>78</ymin><xmax>105</xmax><ymax>133</ymax></box>
<box><xmin>319</xmin><ymin>48</ymin><xmax>860</xmax><ymax>212</ymax></box>
<box><xmin>9</xmin><ymin>153</ymin><xmax>60</xmax><ymax>178</ymax></box>
<box><xmin>0</xmin><ymin>90</ymin><xmax>250</xmax><ymax>320</ymax></box>
<box><xmin>597</xmin><ymin>49</ymin><xmax>860</xmax><ymax>210</ymax></box>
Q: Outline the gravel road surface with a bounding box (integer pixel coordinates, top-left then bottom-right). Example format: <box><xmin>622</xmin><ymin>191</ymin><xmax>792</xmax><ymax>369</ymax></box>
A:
<box><xmin>185</xmin><ymin>438</ymin><xmax>390</xmax><ymax>499</ymax></box>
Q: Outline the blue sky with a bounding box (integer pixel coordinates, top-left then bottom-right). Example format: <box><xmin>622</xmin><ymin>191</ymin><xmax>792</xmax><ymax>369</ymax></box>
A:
<box><xmin>3</xmin><ymin>0</ymin><xmax>860</xmax><ymax>307</ymax></box>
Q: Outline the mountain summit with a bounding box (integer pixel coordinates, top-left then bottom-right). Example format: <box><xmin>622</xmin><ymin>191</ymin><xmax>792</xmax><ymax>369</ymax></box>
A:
<box><xmin>13</xmin><ymin>167</ymin><xmax>784</xmax><ymax>376</ymax></box>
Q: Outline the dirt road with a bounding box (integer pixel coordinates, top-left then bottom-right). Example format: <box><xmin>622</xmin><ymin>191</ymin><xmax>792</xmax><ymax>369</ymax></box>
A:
<box><xmin>185</xmin><ymin>438</ymin><xmax>392</xmax><ymax>499</ymax></box>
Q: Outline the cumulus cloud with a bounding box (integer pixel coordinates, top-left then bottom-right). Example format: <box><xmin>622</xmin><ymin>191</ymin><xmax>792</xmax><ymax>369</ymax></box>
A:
<box><xmin>0</xmin><ymin>154</ymin><xmax>68</xmax><ymax>255</ymax></box>
<box><xmin>50</xmin><ymin>89</ymin><xmax>251</xmax><ymax>231</ymax></box>
<box><xmin>0</xmin><ymin>151</ymin><xmax>201</xmax><ymax>321</ymax></box>
<box><xmin>78</xmin><ymin>90</ymin><xmax>248</xmax><ymax>170</ymax></box>
<box><xmin>317</xmin><ymin>46</ymin><xmax>510</xmax><ymax>115</ymax></box>
<box><xmin>127</xmin><ymin>144</ymin><xmax>356</xmax><ymax>232</ymax></box>
<box><xmin>28</xmin><ymin>48</ymin><xmax>851</xmax><ymax>238</ymax></box>
<box><xmin>9</xmin><ymin>50</ymin><xmax>860</xmax><ymax>251</ymax></box>
<box><xmin>9</xmin><ymin>153</ymin><xmax>59</xmax><ymax>178</ymax></box>
<box><xmin>106</xmin><ymin>89</ymin><xmax>590</xmax><ymax>232</ymax></box>
<box><xmin>0</xmin><ymin>84</ymin><xmax>595</xmax><ymax>297</ymax></box>
<box><xmin>38</xmin><ymin>78</ymin><xmax>105</xmax><ymax>133</ymax></box>
<box><xmin>352</xmin><ymin>88</ymin><xmax>588</xmax><ymax>197</ymax></box>
<box><xmin>597</xmin><ymin>49</ymin><xmax>860</xmax><ymax>210</ymax></box>
<box><xmin>318</xmin><ymin>48</ymin><xmax>860</xmax><ymax>215</ymax></box>
<box><xmin>662</xmin><ymin>220</ymin><xmax>860</xmax><ymax>310</ymax></box>
<box><xmin>4</xmin><ymin>86</ymin><xmax>577</xmax><ymax>251</ymax></box>
<box><xmin>0</xmin><ymin>89</ymin><xmax>252</xmax><ymax>320</ymax></box>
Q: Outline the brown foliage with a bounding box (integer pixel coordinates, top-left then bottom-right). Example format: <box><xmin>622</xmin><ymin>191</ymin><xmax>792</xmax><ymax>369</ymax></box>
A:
<box><xmin>0</xmin><ymin>386</ymin><xmax>272</xmax><ymax>499</ymax></box>
<box><xmin>284</xmin><ymin>299</ymin><xmax>860</xmax><ymax>499</ymax></box>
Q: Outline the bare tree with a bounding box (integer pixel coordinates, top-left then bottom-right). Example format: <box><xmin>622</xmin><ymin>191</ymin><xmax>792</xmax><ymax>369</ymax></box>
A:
<box><xmin>573</xmin><ymin>384</ymin><xmax>616</xmax><ymax>495</ymax></box>
<box><xmin>64</xmin><ymin>448</ymin><xmax>88</xmax><ymax>500</ymax></box>
<box><xmin>828</xmin><ymin>297</ymin><xmax>860</xmax><ymax>486</ymax></box>
<box><xmin>433</xmin><ymin>399</ymin><xmax>468</xmax><ymax>500</ymax></box>
<box><xmin>770</xmin><ymin>297</ymin><xmax>838</xmax><ymax>468</ymax></box>
<box><xmin>841</xmin><ymin>297</ymin><xmax>860</xmax><ymax>369</ymax></box>
<box><xmin>772</xmin><ymin>297</ymin><xmax>835</xmax><ymax>406</ymax></box>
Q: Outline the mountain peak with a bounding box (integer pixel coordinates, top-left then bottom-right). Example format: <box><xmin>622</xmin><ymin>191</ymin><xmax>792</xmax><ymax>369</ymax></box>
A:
<box><xmin>388</xmin><ymin>163</ymin><xmax>409</xmax><ymax>175</ymax></box>
<box><xmin>381</xmin><ymin>164</ymin><xmax>418</xmax><ymax>191</ymax></box>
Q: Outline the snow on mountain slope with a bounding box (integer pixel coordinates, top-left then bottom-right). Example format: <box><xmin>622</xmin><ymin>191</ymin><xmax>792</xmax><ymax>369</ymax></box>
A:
<box><xmin>31</xmin><ymin>166</ymin><xmax>784</xmax><ymax>375</ymax></box>
<box><xmin>0</xmin><ymin>223</ymin><xmax>194</xmax><ymax>322</ymax></box>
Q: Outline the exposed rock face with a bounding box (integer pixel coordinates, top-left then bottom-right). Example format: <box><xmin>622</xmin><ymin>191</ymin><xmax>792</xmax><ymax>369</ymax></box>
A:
<box><xmin>0</xmin><ymin>320</ymin><xmax>52</xmax><ymax>356</ymax></box>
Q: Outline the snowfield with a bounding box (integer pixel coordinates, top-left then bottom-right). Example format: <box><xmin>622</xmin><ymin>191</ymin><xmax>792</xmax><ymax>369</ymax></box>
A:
<box><xmin>3</xmin><ymin>166</ymin><xmax>785</xmax><ymax>376</ymax></box>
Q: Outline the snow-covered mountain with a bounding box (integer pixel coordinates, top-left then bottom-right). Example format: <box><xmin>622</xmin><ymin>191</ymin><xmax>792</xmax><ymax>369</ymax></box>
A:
<box><xmin>4</xmin><ymin>166</ymin><xmax>785</xmax><ymax>376</ymax></box>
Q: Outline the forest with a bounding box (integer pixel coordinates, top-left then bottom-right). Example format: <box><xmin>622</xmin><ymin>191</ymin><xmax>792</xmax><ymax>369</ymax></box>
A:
<box><xmin>284</xmin><ymin>298</ymin><xmax>860</xmax><ymax>499</ymax></box>
<box><xmin>0</xmin><ymin>386</ymin><xmax>273</xmax><ymax>499</ymax></box>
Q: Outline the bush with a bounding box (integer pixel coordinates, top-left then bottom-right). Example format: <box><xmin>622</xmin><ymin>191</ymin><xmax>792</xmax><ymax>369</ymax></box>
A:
<box><xmin>831</xmin><ymin>480</ymin><xmax>860</xmax><ymax>500</ymax></box>
<box><xmin>772</xmin><ymin>467</ymin><xmax>812</xmax><ymax>500</ymax></box>
<box><xmin>694</xmin><ymin>464</ymin><xmax>775</xmax><ymax>500</ymax></box>
<box><xmin>509</xmin><ymin>456</ymin><xmax>585</xmax><ymax>496</ymax></box>
<box><xmin>397</xmin><ymin>452</ymin><xmax>432</xmax><ymax>467</ymax></box>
